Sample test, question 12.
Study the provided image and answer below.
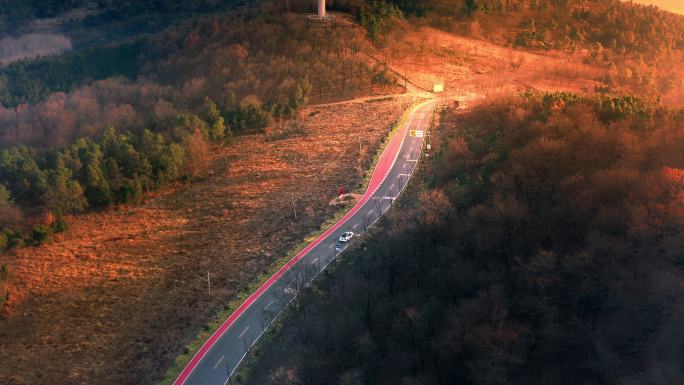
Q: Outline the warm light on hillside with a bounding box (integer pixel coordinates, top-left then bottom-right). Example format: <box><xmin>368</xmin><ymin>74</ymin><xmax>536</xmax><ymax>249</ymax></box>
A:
<box><xmin>631</xmin><ymin>0</ymin><xmax>684</xmax><ymax>14</ymax></box>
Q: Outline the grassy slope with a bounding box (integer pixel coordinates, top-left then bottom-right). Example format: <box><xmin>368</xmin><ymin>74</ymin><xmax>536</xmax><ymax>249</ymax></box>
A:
<box><xmin>0</xmin><ymin>98</ymin><xmax>408</xmax><ymax>385</ymax></box>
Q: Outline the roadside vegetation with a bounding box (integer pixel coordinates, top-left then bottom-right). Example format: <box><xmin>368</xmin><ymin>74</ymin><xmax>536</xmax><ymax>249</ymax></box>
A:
<box><xmin>242</xmin><ymin>92</ymin><xmax>684</xmax><ymax>385</ymax></box>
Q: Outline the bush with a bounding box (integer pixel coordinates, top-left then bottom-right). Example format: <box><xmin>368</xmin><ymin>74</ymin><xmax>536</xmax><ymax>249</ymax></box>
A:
<box><xmin>0</xmin><ymin>286</ymin><xmax>6</xmax><ymax>313</ymax></box>
<box><xmin>0</xmin><ymin>264</ymin><xmax>10</xmax><ymax>313</ymax></box>
<box><xmin>29</xmin><ymin>225</ymin><xmax>51</xmax><ymax>246</ymax></box>
<box><xmin>0</xmin><ymin>264</ymin><xmax>9</xmax><ymax>282</ymax></box>
<box><xmin>3</xmin><ymin>230</ymin><xmax>23</xmax><ymax>250</ymax></box>
<box><xmin>51</xmin><ymin>214</ymin><xmax>69</xmax><ymax>233</ymax></box>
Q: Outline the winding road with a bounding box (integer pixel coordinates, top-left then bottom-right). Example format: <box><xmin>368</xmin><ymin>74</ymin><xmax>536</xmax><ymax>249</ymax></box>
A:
<box><xmin>173</xmin><ymin>99</ymin><xmax>436</xmax><ymax>385</ymax></box>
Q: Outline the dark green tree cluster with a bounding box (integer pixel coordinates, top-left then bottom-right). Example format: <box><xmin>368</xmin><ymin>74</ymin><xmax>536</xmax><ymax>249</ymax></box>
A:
<box><xmin>0</xmin><ymin>40</ymin><xmax>147</xmax><ymax>108</ymax></box>
<box><xmin>0</xmin><ymin>0</ymin><xmax>251</xmax><ymax>23</ymax></box>
<box><xmin>0</xmin><ymin>72</ymin><xmax>315</xmax><ymax>252</ymax></box>
<box><xmin>0</xmin><ymin>120</ymin><xmax>201</xmax><ymax>251</ymax></box>
<box><xmin>357</xmin><ymin>1</ymin><xmax>403</xmax><ymax>42</ymax></box>
<box><xmin>595</xmin><ymin>94</ymin><xmax>657</xmax><ymax>122</ymax></box>
<box><xmin>0</xmin><ymin>0</ymin><xmax>87</xmax><ymax>20</ymax></box>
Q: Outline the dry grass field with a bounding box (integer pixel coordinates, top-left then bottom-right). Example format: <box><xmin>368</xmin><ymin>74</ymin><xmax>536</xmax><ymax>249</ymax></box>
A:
<box><xmin>0</xmin><ymin>97</ymin><xmax>407</xmax><ymax>385</ymax></box>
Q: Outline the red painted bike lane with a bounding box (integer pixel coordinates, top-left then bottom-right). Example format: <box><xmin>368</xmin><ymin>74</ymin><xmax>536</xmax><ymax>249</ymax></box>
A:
<box><xmin>173</xmin><ymin>100</ymin><xmax>432</xmax><ymax>385</ymax></box>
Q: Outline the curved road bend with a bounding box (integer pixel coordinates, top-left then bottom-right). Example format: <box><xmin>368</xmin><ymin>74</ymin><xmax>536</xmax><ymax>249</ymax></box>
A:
<box><xmin>174</xmin><ymin>99</ymin><xmax>437</xmax><ymax>385</ymax></box>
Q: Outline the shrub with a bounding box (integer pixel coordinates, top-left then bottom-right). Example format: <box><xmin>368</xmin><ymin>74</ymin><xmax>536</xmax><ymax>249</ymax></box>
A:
<box><xmin>0</xmin><ymin>264</ymin><xmax>10</xmax><ymax>313</ymax></box>
<box><xmin>0</xmin><ymin>286</ymin><xmax>6</xmax><ymax>312</ymax></box>
<box><xmin>29</xmin><ymin>225</ymin><xmax>51</xmax><ymax>246</ymax></box>
<box><xmin>51</xmin><ymin>214</ymin><xmax>69</xmax><ymax>233</ymax></box>
<box><xmin>3</xmin><ymin>229</ymin><xmax>23</xmax><ymax>250</ymax></box>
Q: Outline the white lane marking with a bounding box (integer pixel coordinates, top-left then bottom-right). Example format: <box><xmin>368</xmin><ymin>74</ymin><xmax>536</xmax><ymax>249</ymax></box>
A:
<box><xmin>367</xmin><ymin>210</ymin><xmax>374</xmax><ymax>216</ymax></box>
<box><xmin>328</xmin><ymin>243</ymin><xmax>334</xmax><ymax>249</ymax></box>
<box><xmin>239</xmin><ymin>326</ymin><xmax>250</xmax><ymax>339</ymax></box>
<box><xmin>310</xmin><ymin>257</ymin><xmax>319</xmax><ymax>265</ymax></box>
<box><xmin>406</xmin><ymin>159</ymin><xmax>418</xmax><ymax>162</ymax></box>
<box><xmin>264</xmin><ymin>300</ymin><xmax>275</xmax><ymax>311</ymax></box>
<box><xmin>381</xmin><ymin>196</ymin><xmax>395</xmax><ymax>200</ymax></box>
<box><xmin>213</xmin><ymin>355</ymin><xmax>225</xmax><ymax>370</ymax></box>
<box><xmin>390</xmin><ymin>184</ymin><xmax>396</xmax><ymax>190</ymax></box>
<box><xmin>399</xmin><ymin>173</ymin><xmax>411</xmax><ymax>177</ymax></box>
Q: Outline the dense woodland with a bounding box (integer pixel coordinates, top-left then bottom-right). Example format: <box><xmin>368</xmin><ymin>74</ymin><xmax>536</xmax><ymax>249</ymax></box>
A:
<box><xmin>244</xmin><ymin>93</ymin><xmax>684</xmax><ymax>385</ymax></box>
<box><xmin>0</xmin><ymin>0</ymin><xmax>250</xmax><ymax>22</ymax></box>
<box><xmin>0</xmin><ymin>5</ymin><xmax>396</xmax><ymax>256</ymax></box>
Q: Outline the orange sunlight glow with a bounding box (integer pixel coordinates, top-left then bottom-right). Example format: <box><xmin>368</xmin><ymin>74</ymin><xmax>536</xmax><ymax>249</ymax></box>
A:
<box><xmin>629</xmin><ymin>0</ymin><xmax>684</xmax><ymax>15</ymax></box>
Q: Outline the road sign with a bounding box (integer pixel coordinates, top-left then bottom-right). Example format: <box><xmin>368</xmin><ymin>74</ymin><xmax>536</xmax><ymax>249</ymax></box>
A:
<box><xmin>409</xmin><ymin>130</ymin><xmax>424</xmax><ymax>138</ymax></box>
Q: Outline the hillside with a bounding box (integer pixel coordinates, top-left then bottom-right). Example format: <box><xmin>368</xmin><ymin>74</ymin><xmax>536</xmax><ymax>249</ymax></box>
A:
<box><xmin>0</xmin><ymin>5</ymin><xmax>401</xmax><ymax>257</ymax></box>
<box><xmin>0</xmin><ymin>97</ymin><xmax>408</xmax><ymax>385</ymax></box>
<box><xmin>242</xmin><ymin>92</ymin><xmax>684</xmax><ymax>385</ymax></box>
<box><xmin>230</xmin><ymin>2</ymin><xmax>684</xmax><ymax>385</ymax></box>
<box><xmin>0</xmin><ymin>4</ymin><xmax>408</xmax><ymax>384</ymax></box>
<box><xmin>0</xmin><ymin>1</ymin><xmax>683</xmax><ymax>384</ymax></box>
<box><xmin>359</xmin><ymin>0</ymin><xmax>684</xmax><ymax>105</ymax></box>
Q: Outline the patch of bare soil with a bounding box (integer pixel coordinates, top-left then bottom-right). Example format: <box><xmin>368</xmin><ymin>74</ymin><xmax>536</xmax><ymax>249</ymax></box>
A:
<box><xmin>0</xmin><ymin>98</ymin><xmax>408</xmax><ymax>385</ymax></box>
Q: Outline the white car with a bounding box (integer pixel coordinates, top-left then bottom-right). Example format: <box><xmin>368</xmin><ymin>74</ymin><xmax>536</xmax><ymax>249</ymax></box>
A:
<box><xmin>338</xmin><ymin>231</ymin><xmax>354</xmax><ymax>243</ymax></box>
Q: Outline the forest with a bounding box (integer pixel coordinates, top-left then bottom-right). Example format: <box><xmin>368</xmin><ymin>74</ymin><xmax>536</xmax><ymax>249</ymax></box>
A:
<box><xmin>243</xmin><ymin>93</ymin><xmax>684</xmax><ymax>385</ymax></box>
<box><xmin>329</xmin><ymin>0</ymin><xmax>684</xmax><ymax>55</ymax></box>
<box><xmin>0</xmin><ymin>0</ymin><xmax>251</xmax><ymax>22</ymax></box>
<box><xmin>0</xmin><ymin>4</ymin><xmax>398</xmax><ymax>255</ymax></box>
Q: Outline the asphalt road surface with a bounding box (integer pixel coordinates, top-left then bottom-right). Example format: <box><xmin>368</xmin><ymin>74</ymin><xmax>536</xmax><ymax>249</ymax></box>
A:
<box><xmin>174</xmin><ymin>99</ymin><xmax>436</xmax><ymax>385</ymax></box>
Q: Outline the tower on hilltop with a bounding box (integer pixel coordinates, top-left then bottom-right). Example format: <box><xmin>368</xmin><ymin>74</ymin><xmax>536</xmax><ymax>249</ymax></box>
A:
<box><xmin>318</xmin><ymin>0</ymin><xmax>326</xmax><ymax>18</ymax></box>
